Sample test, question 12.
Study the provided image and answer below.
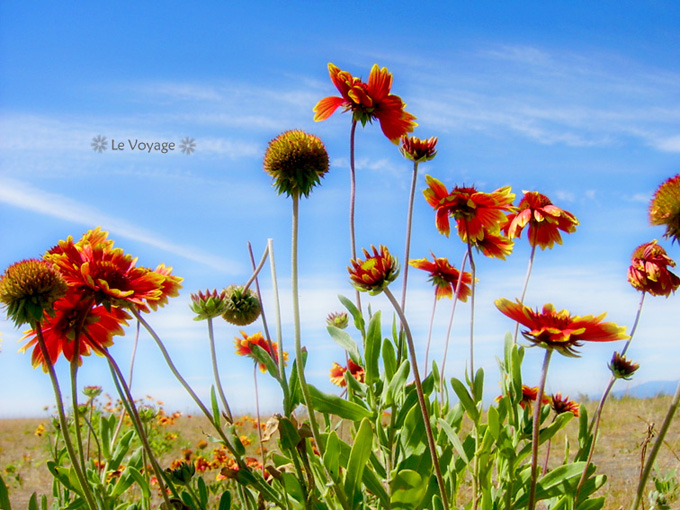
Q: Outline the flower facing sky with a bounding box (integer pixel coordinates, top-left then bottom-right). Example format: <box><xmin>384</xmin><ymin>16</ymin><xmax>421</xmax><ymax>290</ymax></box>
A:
<box><xmin>627</xmin><ymin>240</ymin><xmax>680</xmax><ymax>297</ymax></box>
<box><xmin>650</xmin><ymin>174</ymin><xmax>680</xmax><ymax>243</ymax></box>
<box><xmin>348</xmin><ymin>245</ymin><xmax>400</xmax><ymax>295</ymax></box>
<box><xmin>423</xmin><ymin>176</ymin><xmax>515</xmax><ymax>242</ymax></box>
<box><xmin>234</xmin><ymin>331</ymin><xmax>287</xmax><ymax>372</ymax></box>
<box><xmin>313</xmin><ymin>63</ymin><xmax>417</xmax><ymax>143</ymax></box>
<box><xmin>400</xmin><ymin>135</ymin><xmax>438</xmax><ymax>163</ymax></box>
<box><xmin>409</xmin><ymin>253</ymin><xmax>472</xmax><ymax>301</ymax></box>
<box><xmin>504</xmin><ymin>191</ymin><xmax>579</xmax><ymax>250</ymax></box>
<box><xmin>495</xmin><ymin>298</ymin><xmax>629</xmax><ymax>356</ymax></box>
<box><xmin>21</xmin><ymin>290</ymin><xmax>130</xmax><ymax>371</ymax></box>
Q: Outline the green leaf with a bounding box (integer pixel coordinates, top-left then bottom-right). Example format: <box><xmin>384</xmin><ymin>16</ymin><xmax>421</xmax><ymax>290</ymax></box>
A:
<box><xmin>438</xmin><ymin>418</ymin><xmax>469</xmax><ymax>464</ymax></box>
<box><xmin>250</xmin><ymin>343</ymin><xmax>280</xmax><ymax>380</ymax></box>
<box><xmin>513</xmin><ymin>462</ymin><xmax>589</xmax><ymax>507</ymax></box>
<box><xmin>390</xmin><ymin>469</ymin><xmax>427</xmax><ymax>509</ymax></box>
<box><xmin>110</xmin><ymin>430</ymin><xmax>134</xmax><ymax>471</ymax></box>
<box><xmin>385</xmin><ymin>360</ymin><xmax>410</xmax><ymax>406</ymax></box>
<box><xmin>432</xmin><ymin>494</ymin><xmax>444</xmax><ymax>510</ymax></box>
<box><xmin>225</xmin><ymin>424</ymin><xmax>246</xmax><ymax>457</ymax></box>
<box><xmin>338</xmin><ymin>294</ymin><xmax>365</xmax><ymax>334</ymax></box>
<box><xmin>307</xmin><ymin>384</ymin><xmax>372</xmax><ymax>421</ymax></box>
<box><xmin>576</xmin><ymin>496</ymin><xmax>605</xmax><ymax>510</ymax></box>
<box><xmin>122</xmin><ymin>467</ymin><xmax>150</xmax><ymax>499</ymax></box>
<box><xmin>278</xmin><ymin>416</ymin><xmax>301</xmax><ymax>451</ymax></box>
<box><xmin>282</xmin><ymin>472</ymin><xmax>305</xmax><ymax>503</ymax></box>
<box><xmin>211</xmin><ymin>386</ymin><xmax>221</xmax><ymax>428</ymax></box>
<box><xmin>198</xmin><ymin>476</ymin><xmax>208</xmax><ymax>507</ymax></box>
<box><xmin>324</xmin><ymin>431</ymin><xmax>341</xmax><ymax>482</ymax></box>
<box><xmin>100</xmin><ymin>414</ymin><xmax>113</xmax><ymax>460</ymax></box>
<box><xmin>364</xmin><ymin>311</ymin><xmax>382</xmax><ymax>385</ymax></box>
<box><xmin>382</xmin><ymin>337</ymin><xmax>397</xmax><ymax>381</ymax></box>
<box><xmin>451</xmin><ymin>377</ymin><xmax>479</xmax><ymax>422</ymax></box>
<box><xmin>473</xmin><ymin>368</ymin><xmax>485</xmax><ymax>404</ymax></box>
<box><xmin>327</xmin><ymin>325</ymin><xmax>361</xmax><ymax>363</ymax></box>
<box><xmin>218</xmin><ymin>492</ymin><xmax>232</xmax><ymax>510</ymax></box>
<box><xmin>344</xmin><ymin>418</ymin><xmax>373</xmax><ymax>507</ymax></box>
<box><xmin>0</xmin><ymin>474</ymin><xmax>12</xmax><ymax>510</ymax></box>
<box><xmin>401</xmin><ymin>404</ymin><xmax>428</xmax><ymax>458</ymax></box>
<box><xmin>28</xmin><ymin>493</ymin><xmax>37</xmax><ymax>510</ymax></box>
<box><xmin>487</xmin><ymin>405</ymin><xmax>500</xmax><ymax>441</ymax></box>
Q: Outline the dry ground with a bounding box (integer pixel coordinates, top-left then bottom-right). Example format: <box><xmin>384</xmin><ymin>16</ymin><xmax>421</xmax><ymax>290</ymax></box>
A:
<box><xmin>1</xmin><ymin>396</ymin><xmax>678</xmax><ymax>509</ymax></box>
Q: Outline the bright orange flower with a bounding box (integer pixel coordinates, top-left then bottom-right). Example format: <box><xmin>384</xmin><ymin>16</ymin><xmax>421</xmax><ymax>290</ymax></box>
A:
<box><xmin>495</xmin><ymin>298</ymin><xmax>628</xmax><ymax>356</ymax></box>
<box><xmin>627</xmin><ymin>240</ymin><xmax>680</xmax><ymax>297</ymax></box>
<box><xmin>423</xmin><ymin>176</ymin><xmax>515</xmax><ymax>241</ymax></box>
<box><xmin>329</xmin><ymin>359</ymin><xmax>365</xmax><ymax>387</ymax></box>
<box><xmin>400</xmin><ymin>135</ymin><xmax>437</xmax><ymax>162</ymax></box>
<box><xmin>45</xmin><ymin>228</ymin><xmax>183</xmax><ymax>311</ymax></box>
<box><xmin>520</xmin><ymin>385</ymin><xmax>551</xmax><ymax>410</ymax></box>
<box><xmin>348</xmin><ymin>245</ymin><xmax>399</xmax><ymax>295</ymax></box>
<box><xmin>313</xmin><ymin>63</ymin><xmax>417</xmax><ymax>143</ymax></box>
<box><xmin>471</xmin><ymin>231</ymin><xmax>514</xmax><ymax>260</ymax></box>
<box><xmin>234</xmin><ymin>331</ymin><xmax>287</xmax><ymax>372</ymax></box>
<box><xmin>550</xmin><ymin>393</ymin><xmax>579</xmax><ymax>417</ymax></box>
<box><xmin>504</xmin><ymin>191</ymin><xmax>578</xmax><ymax>250</ymax></box>
<box><xmin>650</xmin><ymin>174</ymin><xmax>680</xmax><ymax>243</ymax></box>
<box><xmin>409</xmin><ymin>253</ymin><xmax>472</xmax><ymax>301</ymax></box>
<box><xmin>21</xmin><ymin>290</ymin><xmax>129</xmax><ymax>371</ymax></box>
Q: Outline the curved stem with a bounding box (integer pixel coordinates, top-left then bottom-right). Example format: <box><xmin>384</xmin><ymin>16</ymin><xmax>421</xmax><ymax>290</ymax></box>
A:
<box><xmin>34</xmin><ymin>324</ymin><xmax>98</xmax><ymax>510</ymax></box>
<box><xmin>513</xmin><ymin>244</ymin><xmax>537</xmax><ymax>343</ymax></box>
<box><xmin>400</xmin><ymin>160</ymin><xmax>420</xmax><ymax>314</ymax></box>
<box><xmin>528</xmin><ymin>348</ymin><xmax>553</xmax><ymax>510</ymax></box>
<box><xmin>466</xmin><ymin>235</ymin><xmax>477</xmax><ymax>382</ymax></box>
<box><xmin>348</xmin><ymin>120</ymin><xmax>361</xmax><ymax>313</ymax></box>
<box><xmin>440</xmin><ymin>251</ymin><xmax>468</xmax><ymax>397</ymax></box>
<box><xmin>253</xmin><ymin>364</ymin><xmax>266</xmax><ymax>476</ymax></box>
<box><xmin>112</xmin><ymin>320</ymin><xmax>141</xmax><ymax>446</ymax></box>
<box><xmin>248</xmin><ymin>242</ymin><xmax>275</xmax><ymax>363</ymax></box>
<box><xmin>621</xmin><ymin>292</ymin><xmax>646</xmax><ymax>357</ymax></box>
<box><xmin>208</xmin><ymin>316</ymin><xmax>233</xmax><ymax>422</ymax></box>
<box><xmin>423</xmin><ymin>294</ymin><xmax>437</xmax><ymax>376</ymax></box>
<box><xmin>631</xmin><ymin>379</ymin><xmax>680</xmax><ymax>510</ymax></box>
<box><xmin>384</xmin><ymin>287</ymin><xmax>450</xmax><ymax>510</ymax></box>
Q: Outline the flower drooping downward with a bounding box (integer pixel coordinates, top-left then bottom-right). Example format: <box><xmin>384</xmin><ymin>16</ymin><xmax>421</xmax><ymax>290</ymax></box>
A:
<box><xmin>627</xmin><ymin>240</ymin><xmax>680</xmax><ymax>297</ymax></box>
<box><xmin>263</xmin><ymin>130</ymin><xmax>329</xmax><ymax>198</ymax></box>
<box><xmin>348</xmin><ymin>245</ymin><xmax>399</xmax><ymax>295</ymax></box>
<box><xmin>0</xmin><ymin>259</ymin><xmax>67</xmax><ymax>327</ymax></box>
<box><xmin>650</xmin><ymin>174</ymin><xmax>680</xmax><ymax>243</ymax></box>
<box><xmin>314</xmin><ymin>63</ymin><xmax>417</xmax><ymax>143</ymax></box>
<box><xmin>495</xmin><ymin>298</ymin><xmax>629</xmax><ymax>356</ymax></box>
<box><xmin>409</xmin><ymin>253</ymin><xmax>472</xmax><ymax>301</ymax></box>
<box><xmin>504</xmin><ymin>191</ymin><xmax>579</xmax><ymax>250</ymax></box>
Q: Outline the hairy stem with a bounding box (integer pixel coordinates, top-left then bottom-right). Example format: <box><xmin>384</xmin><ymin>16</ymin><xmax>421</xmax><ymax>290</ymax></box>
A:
<box><xmin>208</xmin><ymin>316</ymin><xmax>233</xmax><ymax>422</ymax></box>
<box><xmin>513</xmin><ymin>244</ymin><xmax>537</xmax><ymax>343</ymax></box>
<box><xmin>348</xmin><ymin>120</ymin><xmax>361</xmax><ymax>313</ymax></box>
<box><xmin>400</xmin><ymin>160</ymin><xmax>420</xmax><ymax>314</ymax></box>
<box><xmin>528</xmin><ymin>348</ymin><xmax>553</xmax><ymax>510</ymax></box>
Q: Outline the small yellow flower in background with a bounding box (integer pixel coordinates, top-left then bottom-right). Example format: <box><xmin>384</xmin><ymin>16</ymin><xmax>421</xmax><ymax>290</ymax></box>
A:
<box><xmin>650</xmin><ymin>174</ymin><xmax>680</xmax><ymax>243</ymax></box>
<box><xmin>263</xmin><ymin>130</ymin><xmax>329</xmax><ymax>198</ymax></box>
<box><xmin>348</xmin><ymin>245</ymin><xmax>399</xmax><ymax>296</ymax></box>
<box><xmin>34</xmin><ymin>423</ymin><xmax>46</xmax><ymax>437</ymax></box>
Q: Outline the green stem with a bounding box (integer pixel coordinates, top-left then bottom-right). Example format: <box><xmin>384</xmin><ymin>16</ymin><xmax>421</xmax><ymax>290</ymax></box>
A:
<box><xmin>621</xmin><ymin>292</ymin><xmax>646</xmax><ymax>357</ymax></box>
<box><xmin>267</xmin><ymin>238</ymin><xmax>291</xmax><ymax>415</ymax></box>
<box><xmin>112</xmin><ymin>320</ymin><xmax>140</xmax><ymax>447</ymax></box>
<box><xmin>513</xmin><ymin>244</ymin><xmax>537</xmax><ymax>343</ymax></box>
<box><xmin>528</xmin><ymin>348</ymin><xmax>553</xmax><ymax>510</ymax></box>
<box><xmin>466</xmin><ymin>234</ymin><xmax>477</xmax><ymax>382</ymax></box>
<box><xmin>348</xmin><ymin>120</ymin><xmax>361</xmax><ymax>314</ymax></box>
<box><xmin>440</xmin><ymin>251</ymin><xmax>468</xmax><ymax>398</ymax></box>
<box><xmin>34</xmin><ymin>324</ymin><xmax>98</xmax><ymax>510</ymax></box>
<box><xmin>423</xmin><ymin>293</ymin><xmax>437</xmax><ymax>375</ymax></box>
<box><xmin>384</xmin><ymin>287</ymin><xmax>450</xmax><ymax>510</ymax></box>
<box><xmin>399</xmin><ymin>160</ymin><xmax>419</xmax><ymax>314</ymax></box>
<box><xmin>253</xmin><ymin>364</ymin><xmax>266</xmax><ymax>477</ymax></box>
<box><xmin>208</xmin><ymin>316</ymin><xmax>233</xmax><ymax>422</ymax></box>
<box><xmin>631</xmin><ymin>373</ymin><xmax>680</xmax><ymax>510</ymax></box>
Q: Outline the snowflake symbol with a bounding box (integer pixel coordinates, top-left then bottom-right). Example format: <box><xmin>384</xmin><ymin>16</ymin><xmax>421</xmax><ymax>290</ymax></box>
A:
<box><xmin>91</xmin><ymin>135</ymin><xmax>107</xmax><ymax>153</ymax></box>
<box><xmin>179</xmin><ymin>137</ymin><xmax>196</xmax><ymax>155</ymax></box>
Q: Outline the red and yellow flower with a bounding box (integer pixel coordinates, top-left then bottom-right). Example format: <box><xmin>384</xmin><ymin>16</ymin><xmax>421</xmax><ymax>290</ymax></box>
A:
<box><xmin>234</xmin><ymin>331</ymin><xmax>287</xmax><ymax>372</ymax></box>
<box><xmin>550</xmin><ymin>393</ymin><xmax>579</xmax><ymax>417</ymax></box>
<box><xmin>504</xmin><ymin>191</ymin><xmax>579</xmax><ymax>250</ymax></box>
<box><xmin>520</xmin><ymin>385</ymin><xmax>551</xmax><ymax>410</ymax></box>
<box><xmin>329</xmin><ymin>359</ymin><xmax>365</xmax><ymax>387</ymax></box>
<box><xmin>21</xmin><ymin>290</ymin><xmax>130</xmax><ymax>371</ymax></box>
<box><xmin>313</xmin><ymin>63</ymin><xmax>417</xmax><ymax>143</ymax></box>
<box><xmin>348</xmin><ymin>245</ymin><xmax>399</xmax><ymax>295</ymax></box>
<box><xmin>495</xmin><ymin>298</ymin><xmax>628</xmax><ymax>356</ymax></box>
<box><xmin>423</xmin><ymin>176</ymin><xmax>515</xmax><ymax>242</ymax></box>
<box><xmin>627</xmin><ymin>240</ymin><xmax>680</xmax><ymax>297</ymax></box>
<box><xmin>409</xmin><ymin>253</ymin><xmax>472</xmax><ymax>301</ymax></box>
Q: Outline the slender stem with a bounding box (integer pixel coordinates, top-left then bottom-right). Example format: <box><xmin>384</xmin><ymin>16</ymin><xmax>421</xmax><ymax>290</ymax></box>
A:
<box><xmin>34</xmin><ymin>324</ymin><xmax>98</xmax><ymax>510</ymax></box>
<box><xmin>208</xmin><ymin>316</ymin><xmax>233</xmax><ymax>422</ymax></box>
<box><xmin>248</xmin><ymin>242</ymin><xmax>275</xmax><ymax>362</ymax></box>
<box><xmin>400</xmin><ymin>160</ymin><xmax>419</xmax><ymax>315</ymax></box>
<box><xmin>267</xmin><ymin>238</ymin><xmax>290</xmax><ymax>413</ymax></box>
<box><xmin>112</xmin><ymin>320</ymin><xmax>141</xmax><ymax>446</ymax></box>
<box><xmin>70</xmin><ymin>347</ymin><xmax>87</xmax><ymax>472</ymax></box>
<box><xmin>101</xmin><ymin>347</ymin><xmax>176</xmax><ymax>507</ymax></box>
<box><xmin>621</xmin><ymin>292</ymin><xmax>646</xmax><ymax>357</ymax></box>
<box><xmin>513</xmin><ymin>244</ymin><xmax>537</xmax><ymax>343</ymax></box>
<box><xmin>348</xmin><ymin>120</ymin><xmax>362</xmax><ymax>313</ymax></box>
<box><xmin>440</xmin><ymin>251</ymin><xmax>468</xmax><ymax>397</ymax></box>
<box><xmin>384</xmin><ymin>287</ymin><xmax>450</xmax><ymax>510</ymax></box>
<box><xmin>466</xmin><ymin>235</ymin><xmax>477</xmax><ymax>382</ymax></box>
<box><xmin>423</xmin><ymin>294</ymin><xmax>438</xmax><ymax>375</ymax></box>
<box><xmin>528</xmin><ymin>348</ymin><xmax>553</xmax><ymax>510</ymax></box>
<box><xmin>243</xmin><ymin>243</ymin><xmax>270</xmax><ymax>293</ymax></box>
<box><xmin>253</xmin><ymin>364</ymin><xmax>266</xmax><ymax>476</ymax></box>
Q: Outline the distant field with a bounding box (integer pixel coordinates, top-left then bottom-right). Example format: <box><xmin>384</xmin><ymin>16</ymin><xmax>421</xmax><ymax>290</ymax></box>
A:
<box><xmin>1</xmin><ymin>395</ymin><xmax>678</xmax><ymax>509</ymax></box>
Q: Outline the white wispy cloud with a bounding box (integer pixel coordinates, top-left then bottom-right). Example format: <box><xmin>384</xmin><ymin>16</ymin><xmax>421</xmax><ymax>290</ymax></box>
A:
<box><xmin>0</xmin><ymin>177</ymin><xmax>242</xmax><ymax>273</ymax></box>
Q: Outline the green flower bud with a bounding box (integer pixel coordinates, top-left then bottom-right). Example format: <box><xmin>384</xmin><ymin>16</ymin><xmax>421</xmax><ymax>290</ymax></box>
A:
<box><xmin>222</xmin><ymin>285</ymin><xmax>261</xmax><ymax>326</ymax></box>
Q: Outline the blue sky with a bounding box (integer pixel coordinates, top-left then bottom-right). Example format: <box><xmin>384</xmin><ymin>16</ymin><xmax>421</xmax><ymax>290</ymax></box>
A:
<box><xmin>1</xmin><ymin>2</ymin><xmax>679</xmax><ymax>417</ymax></box>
